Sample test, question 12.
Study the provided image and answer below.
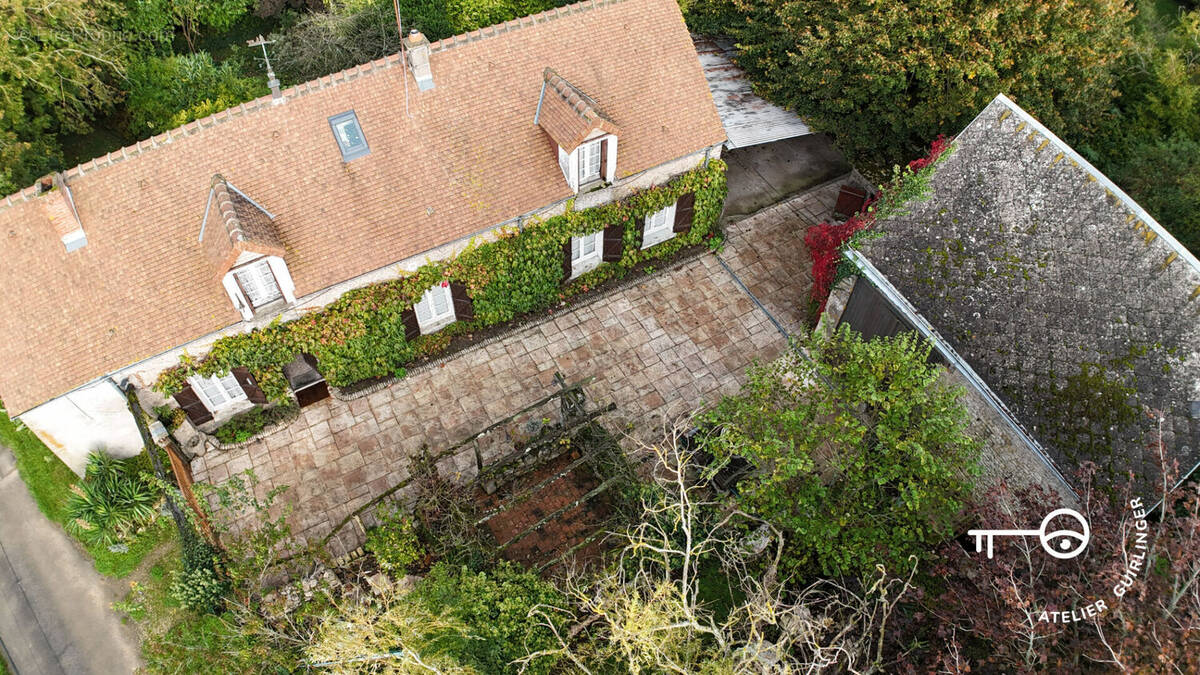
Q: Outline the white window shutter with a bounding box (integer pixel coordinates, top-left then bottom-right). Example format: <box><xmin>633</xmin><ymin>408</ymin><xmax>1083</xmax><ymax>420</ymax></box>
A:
<box><xmin>415</xmin><ymin>295</ymin><xmax>432</xmax><ymax>324</ymax></box>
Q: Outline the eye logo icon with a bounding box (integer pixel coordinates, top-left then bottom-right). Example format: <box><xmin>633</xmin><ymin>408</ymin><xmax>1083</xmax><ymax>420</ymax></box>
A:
<box><xmin>967</xmin><ymin>508</ymin><xmax>1090</xmax><ymax>560</ymax></box>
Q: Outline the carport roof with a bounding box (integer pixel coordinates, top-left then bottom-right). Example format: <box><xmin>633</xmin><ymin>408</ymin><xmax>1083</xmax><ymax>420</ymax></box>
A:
<box><xmin>693</xmin><ymin>35</ymin><xmax>812</xmax><ymax>149</ymax></box>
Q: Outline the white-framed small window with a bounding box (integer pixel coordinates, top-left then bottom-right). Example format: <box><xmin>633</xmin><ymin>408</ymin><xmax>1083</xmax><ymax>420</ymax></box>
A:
<box><xmin>233</xmin><ymin>259</ymin><xmax>283</xmax><ymax>309</ymax></box>
<box><xmin>570</xmin><ymin>230</ymin><xmax>604</xmax><ymax>279</ymax></box>
<box><xmin>578</xmin><ymin>140</ymin><xmax>603</xmax><ymax>184</ymax></box>
<box><xmin>414</xmin><ymin>283</ymin><xmax>456</xmax><ymax>334</ymax></box>
<box><xmin>642</xmin><ymin>202</ymin><xmax>677</xmax><ymax>249</ymax></box>
<box><xmin>189</xmin><ymin>373</ymin><xmax>247</xmax><ymax>411</ymax></box>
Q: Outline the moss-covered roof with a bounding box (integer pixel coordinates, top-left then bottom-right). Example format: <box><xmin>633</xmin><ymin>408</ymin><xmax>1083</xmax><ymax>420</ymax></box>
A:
<box><xmin>861</xmin><ymin>94</ymin><xmax>1200</xmax><ymax>492</ymax></box>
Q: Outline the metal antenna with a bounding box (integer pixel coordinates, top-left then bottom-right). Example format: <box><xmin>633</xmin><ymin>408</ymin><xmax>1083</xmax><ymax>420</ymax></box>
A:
<box><xmin>247</xmin><ymin>34</ymin><xmax>283</xmax><ymax>103</ymax></box>
<box><xmin>394</xmin><ymin>0</ymin><xmax>410</xmax><ymax>118</ymax></box>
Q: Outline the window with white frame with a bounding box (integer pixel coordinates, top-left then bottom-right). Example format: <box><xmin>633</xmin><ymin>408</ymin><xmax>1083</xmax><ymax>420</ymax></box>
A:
<box><xmin>570</xmin><ymin>230</ymin><xmax>604</xmax><ymax>279</ymax></box>
<box><xmin>189</xmin><ymin>373</ymin><xmax>247</xmax><ymax>411</ymax></box>
<box><xmin>414</xmin><ymin>283</ymin><xmax>455</xmax><ymax>334</ymax></box>
<box><xmin>577</xmin><ymin>139</ymin><xmax>603</xmax><ymax>184</ymax></box>
<box><xmin>642</xmin><ymin>201</ymin><xmax>677</xmax><ymax>249</ymax></box>
<box><xmin>233</xmin><ymin>259</ymin><xmax>283</xmax><ymax>309</ymax></box>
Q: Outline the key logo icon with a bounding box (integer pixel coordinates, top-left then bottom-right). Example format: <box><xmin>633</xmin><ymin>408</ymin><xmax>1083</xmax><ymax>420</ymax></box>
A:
<box><xmin>967</xmin><ymin>508</ymin><xmax>1090</xmax><ymax>560</ymax></box>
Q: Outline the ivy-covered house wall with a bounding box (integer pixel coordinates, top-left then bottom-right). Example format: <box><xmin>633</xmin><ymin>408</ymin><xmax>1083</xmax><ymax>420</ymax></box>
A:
<box><xmin>152</xmin><ymin>159</ymin><xmax>727</xmax><ymax>416</ymax></box>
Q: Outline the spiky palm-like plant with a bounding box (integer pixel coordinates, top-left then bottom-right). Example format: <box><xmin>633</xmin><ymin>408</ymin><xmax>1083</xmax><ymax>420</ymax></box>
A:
<box><xmin>65</xmin><ymin>452</ymin><xmax>161</xmax><ymax>546</ymax></box>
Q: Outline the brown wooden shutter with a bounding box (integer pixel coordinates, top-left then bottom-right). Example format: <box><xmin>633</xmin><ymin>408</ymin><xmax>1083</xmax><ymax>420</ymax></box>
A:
<box><xmin>599</xmin><ymin>139</ymin><xmax>608</xmax><ymax>182</ymax></box>
<box><xmin>449</xmin><ymin>281</ymin><xmax>474</xmax><ymax>322</ymax></box>
<box><xmin>561</xmin><ymin>238</ymin><xmax>574</xmax><ymax>282</ymax></box>
<box><xmin>231</xmin><ymin>366</ymin><xmax>267</xmax><ymax>405</ymax></box>
<box><xmin>602</xmin><ymin>224</ymin><xmax>624</xmax><ymax>262</ymax></box>
<box><xmin>672</xmin><ymin>192</ymin><xmax>696</xmax><ymax>233</ymax></box>
<box><xmin>172</xmin><ymin>384</ymin><xmax>213</xmax><ymax>425</ymax></box>
<box><xmin>401</xmin><ymin>307</ymin><xmax>420</xmax><ymax>341</ymax></box>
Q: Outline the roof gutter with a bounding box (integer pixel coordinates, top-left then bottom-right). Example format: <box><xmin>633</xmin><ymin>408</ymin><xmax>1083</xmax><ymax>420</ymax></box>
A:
<box><xmin>844</xmin><ymin>248</ymin><xmax>1078</xmax><ymax>499</ymax></box>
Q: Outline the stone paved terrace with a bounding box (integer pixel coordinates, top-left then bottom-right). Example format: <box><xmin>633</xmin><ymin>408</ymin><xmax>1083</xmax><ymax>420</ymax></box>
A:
<box><xmin>191</xmin><ymin>178</ymin><xmax>850</xmax><ymax>556</ymax></box>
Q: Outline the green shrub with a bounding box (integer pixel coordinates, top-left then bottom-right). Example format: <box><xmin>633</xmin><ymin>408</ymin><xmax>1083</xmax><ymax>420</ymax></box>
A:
<box><xmin>65</xmin><ymin>453</ymin><xmax>162</xmax><ymax>547</ymax></box>
<box><xmin>125</xmin><ymin>52</ymin><xmax>265</xmax><ymax>139</ymax></box>
<box><xmin>154</xmin><ymin>160</ymin><xmax>727</xmax><ymax>401</ymax></box>
<box><xmin>410</xmin><ymin>561</ymin><xmax>568</xmax><ymax>674</ymax></box>
<box><xmin>213</xmin><ymin>402</ymin><xmax>298</xmax><ymax>444</ymax></box>
<box><xmin>703</xmin><ymin>326</ymin><xmax>980</xmax><ymax>579</ymax></box>
<box><xmin>719</xmin><ymin>0</ymin><xmax>1132</xmax><ymax>174</ymax></box>
<box><xmin>168</xmin><ymin>566</ymin><xmax>229</xmax><ymax>614</ymax></box>
<box><xmin>365</xmin><ymin>508</ymin><xmax>425</xmax><ymax>574</ymax></box>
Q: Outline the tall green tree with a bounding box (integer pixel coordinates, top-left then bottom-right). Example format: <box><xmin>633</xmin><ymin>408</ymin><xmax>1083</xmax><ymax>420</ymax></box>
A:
<box><xmin>0</xmin><ymin>0</ymin><xmax>130</xmax><ymax>191</ymax></box>
<box><xmin>270</xmin><ymin>0</ymin><xmax>572</xmax><ymax>85</ymax></box>
<box><xmin>709</xmin><ymin>0</ymin><xmax>1132</xmax><ymax>174</ymax></box>
<box><xmin>704</xmin><ymin>327</ymin><xmax>980</xmax><ymax>579</ymax></box>
<box><xmin>1088</xmin><ymin>6</ymin><xmax>1200</xmax><ymax>252</ymax></box>
<box><xmin>125</xmin><ymin>52</ymin><xmax>265</xmax><ymax>138</ymax></box>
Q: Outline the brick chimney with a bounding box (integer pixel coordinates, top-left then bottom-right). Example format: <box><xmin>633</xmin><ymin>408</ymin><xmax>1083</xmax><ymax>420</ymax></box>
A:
<box><xmin>37</xmin><ymin>173</ymin><xmax>87</xmax><ymax>252</ymax></box>
<box><xmin>404</xmin><ymin>29</ymin><xmax>434</xmax><ymax>91</ymax></box>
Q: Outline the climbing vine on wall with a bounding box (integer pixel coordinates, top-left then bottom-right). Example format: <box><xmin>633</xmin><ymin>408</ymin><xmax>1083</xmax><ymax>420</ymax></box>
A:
<box><xmin>155</xmin><ymin>160</ymin><xmax>727</xmax><ymax>401</ymax></box>
<box><xmin>806</xmin><ymin>136</ymin><xmax>954</xmax><ymax>313</ymax></box>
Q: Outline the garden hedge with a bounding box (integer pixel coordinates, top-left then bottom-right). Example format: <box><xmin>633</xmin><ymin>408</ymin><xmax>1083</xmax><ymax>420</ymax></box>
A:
<box><xmin>155</xmin><ymin>160</ymin><xmax>727</xmax><ymax>401</ymax></box>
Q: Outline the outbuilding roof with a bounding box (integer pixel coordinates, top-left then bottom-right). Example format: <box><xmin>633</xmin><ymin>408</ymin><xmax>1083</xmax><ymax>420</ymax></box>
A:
<box><xmin>0</xmin><ymin>0</ymin><xmax>725</xmax><ymax>415</ymax></box>
<box><xmin>860</xmin><ymin>94</ymin><xmax>1200</xmax><ymax>492</ymax></box>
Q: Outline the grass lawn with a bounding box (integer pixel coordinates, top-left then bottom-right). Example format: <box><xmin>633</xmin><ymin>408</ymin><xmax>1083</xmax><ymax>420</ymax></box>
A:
<box><xmin>0</xmin><ymin>400</ymin><xmax>176</xmax><ymax>578</ymax></box>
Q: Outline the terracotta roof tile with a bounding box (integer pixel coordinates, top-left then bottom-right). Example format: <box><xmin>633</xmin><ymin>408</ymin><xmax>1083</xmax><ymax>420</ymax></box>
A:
<box><xmin>538</xmin><ymin>68</ymin><xmax>621</xmax><ymax>151</ymax></box>
<box><xmin>0</xmin><ymin>0</ymin><xmax>726</xmax><ymax>414</ymax></box>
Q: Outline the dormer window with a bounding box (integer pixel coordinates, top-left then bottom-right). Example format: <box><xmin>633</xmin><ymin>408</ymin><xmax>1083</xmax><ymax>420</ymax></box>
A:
<box><xmin>578</xmin><ymin>140</ymin><xmax>603</xmax><ymax>184</ymax></box>
<box><xmin>329</xmin><ymin>110</ymin><xmax>369</xmax><ymax>161</ymax></box>
<box><xmin>201</xmin><ymin>176</ymin><xmax>297</xmax><ymax>321</ymax></box>
<box><xmin>233</xmin><ymin>258</ymin><xmax>283</xmax><ymax>309</ymax></box>
<box><xmin>536</xmin><ymin>69</ymin><xmax>620</xmax><ymax>193</ymax></box>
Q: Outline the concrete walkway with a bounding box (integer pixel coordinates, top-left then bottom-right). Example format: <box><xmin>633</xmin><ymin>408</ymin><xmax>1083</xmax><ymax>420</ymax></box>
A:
<box><xmin>0</xmin><ymin>448</ymin><xmax>141</xmax><ymax>675</ymax></box>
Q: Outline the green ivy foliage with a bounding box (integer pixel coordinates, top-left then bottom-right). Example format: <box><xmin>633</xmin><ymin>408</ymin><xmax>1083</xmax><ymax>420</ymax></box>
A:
<box><xmin>155</xmin><ymin>160</ymin><xmax>727</xmax><ymax>400</ymax></box>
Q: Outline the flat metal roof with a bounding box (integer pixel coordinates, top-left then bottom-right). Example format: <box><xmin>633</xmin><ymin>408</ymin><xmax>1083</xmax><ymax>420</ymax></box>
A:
<box><xmin>693</xmin><ymin>35</ymin><xmax>812</xmax><ymax>149</ymax></box>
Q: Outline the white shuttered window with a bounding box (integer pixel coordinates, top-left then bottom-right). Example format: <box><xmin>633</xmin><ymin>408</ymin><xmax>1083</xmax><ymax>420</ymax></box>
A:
<box><xmin>642</xmin><ymin>202</ymin><xmax>677</xmax><ymax>249</ymax></box>
<box><xmin>570</xmin><ymin>230</ymin><xmax>604</xmax><ymax>279</ymax></box>
<box><xmin>189</xmin><ymin>373</ymin><xmax>247</xmax><ymax>411</ymax></box>
<box><xmin>414</xmin><ymin>284</ymin><xmax>456</xmax><ymax>334</ymax></box>
<box><xmin>578</xmin><ymin>140</ymin><xmax>602</xmax><ymax>183</ymax></box>
<box><xmin>233</xmin><ymin>259</ymin><xmax>283</xmax><ymax>308</ymax></box>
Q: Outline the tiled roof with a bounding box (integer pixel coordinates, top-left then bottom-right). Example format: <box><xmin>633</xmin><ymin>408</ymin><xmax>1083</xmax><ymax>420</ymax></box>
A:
<box><xmin>861</xmin><ymin>94</ymin><xmax>1200</xmax><ymax>492</ymax></box>
<box><xmin>202</xmin><ymin>176</ymin><xmax>286</xmax><ymax>278</ymax></box>
<box><xmin>537</xmin><ymin>67</ymin><xmax>621</xmax><ymax>151</ymax></box>
<box><xmin>0</xmin><ymin>0</ymin><xmax>726</xmax><ymax>414</ymax></box>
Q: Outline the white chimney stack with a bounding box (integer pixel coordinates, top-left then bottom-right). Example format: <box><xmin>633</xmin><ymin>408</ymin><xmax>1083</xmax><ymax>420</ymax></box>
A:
<box><xmin>404</xmin><ymin>29</ymin><xmax>434</xmax><ymax>92</ymax></box>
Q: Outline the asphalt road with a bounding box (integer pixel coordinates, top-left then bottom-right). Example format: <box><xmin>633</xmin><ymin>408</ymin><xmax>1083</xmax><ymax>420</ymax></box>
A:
<box><xmin>0</xmin><ymin>447</ymin><xmax>141</xmax><ymax>674</ymax></box>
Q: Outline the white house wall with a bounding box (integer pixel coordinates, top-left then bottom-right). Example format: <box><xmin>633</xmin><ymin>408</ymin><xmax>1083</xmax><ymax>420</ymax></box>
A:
<box><xmin>20</xmin><ymin>379</ymin><xmax>144</xmax><ymax>475</ymax></box>
<box><xmin>18</xmin><ymin>144</ymin><xmax>724</xmax><ymax>468</ymax></box>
